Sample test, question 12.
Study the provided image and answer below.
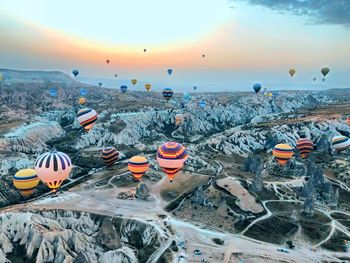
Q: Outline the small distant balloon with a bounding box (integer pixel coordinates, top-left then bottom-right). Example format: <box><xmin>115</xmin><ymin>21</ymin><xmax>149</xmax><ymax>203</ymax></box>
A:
<box><xmin>202</xmin><ymin>54</ymin><xmax>205</xmax><ymax>58</ymax></box>
<box><xmin>321</xmin><ymin>67</ymin><xmax>330</xmax><ymax>77</ymax></box>
<box><xmin>79</xmin><ymin>97</ymin><xmax>86</xmax><ymax>105</ymax></box>
<box><xmin>313</xmin><ymin>77</ymin><xmax>317</xmax><ymax>82</ymax></box>
<box><xmin>80</xmin><ymin>88</ymin><xmax>88</xmax><ymax>96</ymax></box>
<box><xmin>198</xmin><ymin>101</ymin><xmax>206</xmax><ymax>108</ymax></box>
<box><xmin>145</xmin><ymin>84</ymin><xmax>151</xmax><ymax>92</ymax></box>
<box><xmin>72</xmin><ymin>69</ymin><xmax>79</xmax><ymax>77</ymax></box>
<box><xmin>193</xmin><ymin>86</ymin><xmax>197</xmax><ymax>91</ymax></box>
<box><xmin>253</xmin><ymin>83</ymin><xmax>262</xmax><ymax>94</ymax></box>
<box><xmin>131</xmin><ymin>79</ymin><xmax>137</xmax><ymax>85</ymax></box>
<box><xmin>162</xmin><ymin>88</ymin><xmax>173</xmax><ymax>102</ymax></box>
<box><xmin>322</xmin><ymin>78</ymin><xmax>326</xmax><ymax>82</ymax></box>
<box><xmin>120</xmin><ymin>85</ymin><xmax>128</xmax><ymax>93</ymax></box>
<box><xmin>98</xmin><ymin>82</ymin><xmax>103</xmax><ymax>87</ymax></box>
<box><xmin>114</xmin><ymin>74</ymin><xmax>118</xmax><ymax>78</ymax></box>
<box><xmin>143</xmin><ymin>49</ymin><xmax>147</xmax><ymax>53</ymax></box>
<box><xmin>289</xmin><ymin>69</ymin><xmax>296</xmax><ymax>77</ymax></box>
<box><xmin>167</xmin><ymin>69</ymin><xmax>173</xmax><ymax>76</ymax></box>
<box><xmin>106</xmin><ymin>59</ymin><xmax>110</xmax><ymax>64</ymax></box>
<box><xmin>0</xmin><ymin>74</ymin><xmax>3</xmax><ymax>81</ymax></box>
<box><xmin>49</xmin><ymin>88</ymin><xmax>57</xmax><ymax>97</ymax></box>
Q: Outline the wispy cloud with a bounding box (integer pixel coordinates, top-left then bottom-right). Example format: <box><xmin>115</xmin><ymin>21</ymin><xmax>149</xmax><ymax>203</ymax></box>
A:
<box><xmin>237</xmin><ymin>0</ymin><xmax>350</xmax><ymax>27</ymax></box>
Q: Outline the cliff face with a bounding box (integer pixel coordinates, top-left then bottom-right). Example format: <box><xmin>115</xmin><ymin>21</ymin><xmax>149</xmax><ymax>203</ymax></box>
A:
<box><xmin>0</xmin><ymin>210</ymin><xmax>166</xmax><ymax>263</ymax></box>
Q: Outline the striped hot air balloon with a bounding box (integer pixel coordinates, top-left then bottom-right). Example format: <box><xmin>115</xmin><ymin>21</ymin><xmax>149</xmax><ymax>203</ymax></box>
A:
<box><xmin>296</xmin><ymin>138</ymin><xmax>314</xmax><ymax>159</ymax></box>
<box><xmin>77</xmin><ymin>108</ymin><xmax>98</xmax><ymax>132</ymax></box>
<box><xmin>13</xmin><ymin>169</ymin><xmax>40</xmax><ymax>197</ymax></box>
<box><xmin>128</xmin><ymin>156</ymin><xmax>149</xmax><ymax>180</ymax></box>
<box><xmin>272</xmin><ymin>144</ymin><xmax>294</xmax><ymax>166</ymax></box>
<box><xmin>331</xmin><ymin>136</ymin><xmax>350</xmax><ymax>153</ymax></box>
<box><xmin>101</xmin><ymin>147</ymin><xmax>119</xmax><ymax>166</ymax></box>
<box><xmin>34</xmin><ymin>151</ymin><xmax>72</xmax><ymax>190</ymax></box>
<box><xmin>162</xmin><ymin>88</ymin><xmax>173</xmax><ymax>102</ymax></box>
<box><xmin>156</xmin><ymin>142</ymin><xmax>188</xmax><ymax>182</ymax></box>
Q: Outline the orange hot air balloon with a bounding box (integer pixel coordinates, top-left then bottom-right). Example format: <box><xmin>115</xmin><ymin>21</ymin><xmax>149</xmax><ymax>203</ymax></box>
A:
<box><xmin>296</xmin><ymin>138</ymin><xmax>313</xmax><ymax>159</ymax></box>
<box><xmin>272</xmin><ymin>144</ymin><xmax>294</xmax><ymax>166</ymax></box>
<box><xmin>79</xmin><ymin>97</ymin><xmax>86</xmax><ymax>105</ymax></box>
<box><xmin>156</xmin><ymin>142</ymin><xmax>188</xmax><ymax>182</ymax></box>
<box><xmin>128</xmin><ymin>156</ymin><xmax>149</xmax><ymax>180</ymax></box>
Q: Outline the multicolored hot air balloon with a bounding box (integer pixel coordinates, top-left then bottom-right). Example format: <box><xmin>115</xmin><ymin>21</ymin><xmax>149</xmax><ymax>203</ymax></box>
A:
<box><xmin>289</xmin><ymin>69</ymin><xmax>296</xmax><ymax>77</ymax></box>
<box><xmin>78</xmin><ymin>97</ymin><xmax>86</xmax><ymax>105</ymax></box>
<box><xmin>80</xmin><ymin>88</ymin><xmax>88</xmax><ymax>96</ymax></box>
<box><xmin>98</xmin><ymin>82</ymin><xmax>103</xmax><ymax>87</ymax></box>
<box><xmin>253</xmin><ymin>83</ymin><xmax>262</xmax><ymax>94</ymax></box>
<box><xmin>131</xmin><ymin>79</ymin><xmax>137</xmax><ymax>85</ymax></box>
<box><xmin>106</xmin><ymin>59</ymin><xmax>110</xmax><ymax>64</ymax></box>
<box><xmin>175</xmin><ymin>114</ymin><xmax>184</xmax><ymax>125</ymax></box>
<box><xmin>167</xmin><ymin>69</ymin><xmax>173</xmax><ymax>75</ymax></box>
<box><xmin>72</xmin><ymin>69</ymin><xmax>79</xmax><ymax>77</ymax></box>
<box><xmin>120</xmin><ymin>85</ymin><xmax>128</xmax><ymax>93</ymax></box>
<box><xmin>321</xmin><ymin>67</ymin><xmax>330</xmax><ymax>77</ymax></box>
<box><xmin>145</xmin><ymin>84</ymin><xmax>151</xmax><ymax>92</ymax></box>
<box><xmin>128</xmin><ymin>156</ymin><xmax>149</xmax><ymax>180</ymax></box>
<box><xmin>13</xmin><ymin>169</ymin><xmax>40</xmax><ymax>197</ymax></box>
<box><xmin>101</xmin><ymin>147</ymin><xmax>119</xmax><ymax>167</ymax></box>
<box><xmin>162</xmin><ymin>88</ymin><xmax>173</xmax><ymax>102</ymax></box>
<box><xmin>49</xmin><ymin>88</ymin><xmax>57</xmax><ymax>97</ymax></box>
<box><xmin>35</xmin><ymin>150</ymin><xmax>72</xmax><ymax>190</ymax></box>
<box><xmin>331</xmin><ymin>136</ymin><xmax>350</xmax><ymax>153</ymax></box>
<box><xmin>77</xmin><ymin>108</ymin><xmax>98</xmax><ymax>132</ymax></box>
<box><xmin>296</xmin><ymin>137</ymin><xmax>314</xmax><ymax>159</ymax></box>
<box><xmin>156</xmin><ymin>142</ymin><xmax>188</xmax><ymax>182</ymax></box>
<box><xmin>272</xmin><ymin>144</ymin><xmax>294</xmax><ymax>166</ymax></box>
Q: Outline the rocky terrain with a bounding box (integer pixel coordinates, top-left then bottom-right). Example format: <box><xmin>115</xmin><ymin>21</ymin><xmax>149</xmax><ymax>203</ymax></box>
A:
<box><xmin>1</xmin><ymin>69</ymin><xmax>350</xmax><ymax>262</ymax></box>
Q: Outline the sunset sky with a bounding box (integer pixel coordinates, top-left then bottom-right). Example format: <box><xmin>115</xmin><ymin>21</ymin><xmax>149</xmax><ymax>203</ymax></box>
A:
<box><xmin>0</xmin><ymin>0</ymin><xmax>349</xmax><ymax>91</ymax></box>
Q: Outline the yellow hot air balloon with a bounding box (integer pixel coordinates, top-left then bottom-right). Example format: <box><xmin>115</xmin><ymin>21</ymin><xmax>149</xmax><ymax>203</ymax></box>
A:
<box><xmin>128</xmin><ymin>156</ymin><xmax>149</xmax><ymax>180</ymax></box>
<box><xmin>13</xmin><ymin>169</ymin><xmax>40</xmax><ymax>197</ymax></box>
<box><xmin>131</xmin><ymin>79</ymin><xmax>137</xmax><ymax>85</ymax></box>
<box><xmin>272</xmin><ymin>144</ymin><xmax>294</xmax><ymax>166</ymax></box>
<box><xmin>79</xmin><ymin>97</ymin><xmax>86</xmax><ymax>105</ymax></box>
<box><xmin>289</xmin><ymin>69</ymin><xmax>296</xmax><ymax>77</ymax></box>
<box><xmin>145</xmin><ymin>84</ymin><xmax>151</xmax><ymax>92</ymax></box>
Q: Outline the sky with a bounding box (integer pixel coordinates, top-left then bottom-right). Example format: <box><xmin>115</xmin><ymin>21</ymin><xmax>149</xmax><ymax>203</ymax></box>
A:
<box><xmin>0</xmin><ymin>0</ymin><xmax>349</xmax><ymax>91</ymax></box>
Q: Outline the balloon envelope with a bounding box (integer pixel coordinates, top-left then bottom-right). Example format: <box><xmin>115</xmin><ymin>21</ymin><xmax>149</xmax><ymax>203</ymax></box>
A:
<box><xmin>253</xmin><ymin>83</ymin><xmax>262</xmax><ymax>93</ymax></box>
<box><xmin>49</xmin><ymin>88</ymin><xmax>57</xmax><ymax>97</ymax></box>
<box><xmin>80</xmin><ymin>88</ymin><xmax>88</xmax><ymax>96</ymax></box>
<box><xmin>131</xmin><ymin>79</ymin><xmax>137</xmax><ymax>85</ymax></box>
<box><xmin>167</xmin><ymin>69</ymin><xmax>173</xmax><ymax>75</ymax></box>
<box><xmin>321</xmin><ymin>67</ymin><xmax>330</xmax><ymax>77</ymax></box>
<box><xmin>35</xmin><ymin>151</ymin><xmax>72</xmax><ymax>190</ymax></box>
<box><xmin>198</xmin><ymin>101</ymin><xmax>206</xmax><ymax>108</ymax></box>
<box><xmin>289</xmin><ymin>69</ymin><xmax>296</xmax><ymax>77</ymax></box>
<box><xmin>72</xmin><ymin>69</ymin><xmax>79</xmax><ymax>77</ymax></box>
<box><xmin>101</xmin><ymin>147</ymin><xmax>119</xmax><ymax>166</ymax></box>
<box><xmin>13</xmin><ymin>168</ymin><xmax>40</xmax><ymax>196</ymax></box>
<box><xmin>77</xmin><ymin>108</ymin><xmax>98</xmax><ymax>131</ymax></box>
<box><xmin>296</xmin><ymin>138</ymin><xmax>313</xmax><ymax>158</ymax></box>
<box><xmin>98</xmin><ymin>82</ymin><xmax>103</xmax><ymax>87</ymax></box>
<box><xmin>272</xmin><ymin>144</ymin><xmax>294</xmax><ymax>166</ymax></box>
<box><xmin>145</xmin><ymin>84</ymin><xmax>151</xmax><ymax>92</ymax></box>
<box><xmin>120</xmin><ymin>85</ymin><xmax>128</xmax><ymax>93</ymax></box>
<box><xmin>162</xmin><ymin>88</ymin><xmax>174</xmax><ymax>101</ymax></box>
<box><xmin>128</xmin><ymin>156</ymin><xmax>149</xmax><ymax>180</ymax></box>
<box><xmin>331</xmin><ymin>136</ymin><xmax>350</xmax><ymax>153</ymax></box>
<box><xmin>79</xmin><ymin>97</ymin><xmax>86</xmax><ymax>105</ymax></box>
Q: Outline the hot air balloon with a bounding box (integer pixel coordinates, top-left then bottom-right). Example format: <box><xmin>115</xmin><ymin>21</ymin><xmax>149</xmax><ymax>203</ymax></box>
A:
<box><xmin>77</xmin><ymin>108</ymin><xmax>98</xmax><ymax>132</ymax></box>
<box><xmin>78</xmin><ymin>97</ymin><xmax>86</xmax><ymax>105</ymax></box>
<box><xmin>289</xmin><ymin>69</ymin><xmax>296</xmax><ymax>77</ymax></box>
<box><xmin>0</xmin><ymin>74</ymin><xmax>3</xmax><ymax>81</ymax></box>
<box><xmin>101</xmin><ymin>147</ymin><xmax>119</xmax><ymax>167</ymax></box>
<box><xmin>253</xmin><ymin>83</ymin><xmax>262</xmax><ymax>94</ymax></box>
<box><xmin>331</xmin><ymin>136</ymin><xmax>350</xmax><ymax>153</ymax></box>
<box><xmin>193</xmin><ymin>86</ymin><xmax>197</xmax><ymax>91</ymax></box>
<box><xmin>49</xmin><ymin>88</ymin><xmax>57</xmax><ymax>97</ymax></box>
<box><xmin>322</xmin><ymin>78</ymin><xmax>326</xmax><ymax>82</ymax></box>
<box><xmin>114</xmin><ymin>74</ymin><xmax>118</xmax><ymax>78</ymax></box>
<box><xmin>162</xmin><ymin>88</ymin><xmax>173</xmax><ymax>102</ymax></box>
<box><xmin>143</xmin><ymin>49</ymin><xmax>147</xmax><ymax>53</ymax></box>
<box><xmin>198</xmin><ymin>101</ymin><xmax>206</xmax><ymax>108</ymax></box>
<box><xmin>272</xmin><ymin>144</ymin><xmax>294</xmax><ymax>166</ymax></box>
<box><xmin>13</xmin><ymin>169</ymin><xmax>40</xmax><ymax>197</ymax></box>
<box><xmin>131</xmin><ymin>79</ymin><xmax>137</xmax><ymax>85</ymax></box>
<box><xmin>145</xmin><ymin>84</ymin><xmax>151</xmax><ymax>92</ymax></box>
<box><xmin>106</xmin><ymin>59</ymin><xmax>110</xmax><ymax>64</ymax></box>
<box><xmin>167</xmin><ymin>69</ymin><xmax>173</xmax><ymax>76</ymax></box>
<box><xmin>157</xmin><ymin>142</ymin><xmax>188</xmax><ymax>182</ymax></box>
<box><xmin>296</xmin><ymin>137</ymin><xmax>314</xmax><ymax>159</ymax></box>
<box><xmin>80</xmin><ymin>88</ymin><xmax>88</xmax><ymax>96</ymax></box>
<box><xmin>120</xmin><ymin>85</ymin><xmax>128</xmax><ymax>93</ymax></box>
<box><xmin>72</xmin><ymin>69</ymin><xmax>79</xmax><ymax>77</ymax></box>
<box><xmin>321</xmin><ymin>67</ymin><xmax>330</xmax><ymax>77</ymax></box>
<box><xmin>98</xmin><ymin>82</ymin><xmax>103</xmax><ymax>87</ymax></box>
<box><xmin>35</xmin><ymin>150</ymin><xmax>72</xmax><ymax>190</ymax></box>
<box><xmin>128</xmin><ymin>156</ymin><xmax>149</xmax><ymax>180</ymax></box>
<box><xmin>313</xmin><ymin>77</ymin><xmax>317</xmax><ymax>82</ymax></box>
<box><xmin>175</xmin><ymin>114</ymin><xmax>184</xmax><ymax>125</ymax></box>
<box><xmin>202</xmin><ymin>54</ymin><xmax>205</xmax><ymax>58</ymax></box>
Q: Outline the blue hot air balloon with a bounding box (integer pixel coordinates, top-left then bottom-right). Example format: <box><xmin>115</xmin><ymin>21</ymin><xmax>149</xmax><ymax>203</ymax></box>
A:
<box><xmin>49</xmin><ymin>88</ymin><xmax>57</xmax><ymax>97</ymax></box>
<box><xmin>198</xmin><ymin>101</ymin><xmax>206</xmax><ymax>108</ymax></box>
<box><xmin>98</xmin><ymin>82</ymin><xmax>103</xmax><ymax>87</ymax></box>
<box><xmin>167</xmin><ymin>69</ymin><xmax>173</xmax><ymax>76</ymax></box>
<box><xmin>253</xmin><ymin>83</ymin><xmax>262</xmax><ymax>94</ymax></box>
<box><xmin>72</xmin><ymin>69</ymin><xmax>79</xmax><ymax>77</ymax></box>
<box><xmin>193</xmin><ymin>86</ymin><xmax>197</xmax><ymax>91</ymax></box>
<box><xmin>120</xmin><ymin>85</ymin><xmax>128</xmax><ymax>93</ymax></box>
<box><xmin>80</xmin><ymin>88</ymin><xmax>88</xmax><ymax>96</ymax></box>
